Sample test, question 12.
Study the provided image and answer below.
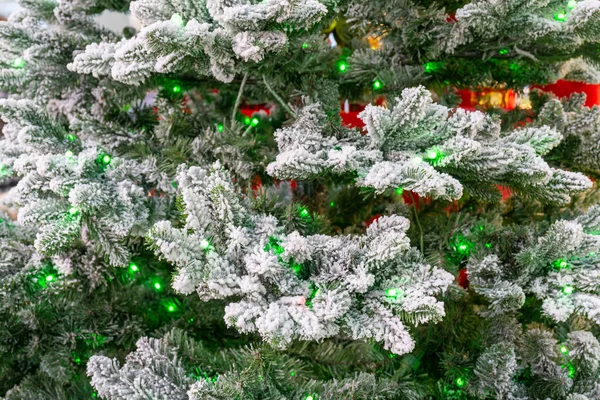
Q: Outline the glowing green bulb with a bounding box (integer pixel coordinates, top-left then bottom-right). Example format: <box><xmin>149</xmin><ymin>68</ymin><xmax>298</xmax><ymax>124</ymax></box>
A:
<box><xmin>456</xmin><ymin>377</ymin><xmax>466</xmax><ymax>387</ymax></box>
<box><xmin>485</xmin><ymin>243</ymin><xmax>492</xmax><ymax>248</ymax></box>
<box><xmin>555</xmin><ymin>12</ymin><xmax>566</xmax><ymax>21</ymax></box>
<box><xmin>172</xmin><ymin>84</ymin><xmax>181</xmax><ymax>93</ymax></box>
<box><xmin>567</xmin><ymin>0</ymin><xmax>577</xmax><ymax>9</ymax></box>
<box><xmin>478</xmin><ymin>225</ymin><xmax>484</xmax><ymax>231</ymax></box>
<box><xmin>373</xmin><ymin>80</ymin><xmax>383</xmax><ymax>90</ymax></box>
<box><xmin>251</xmin><ymin>117</ymin><xmax>260</xmax><ymax>127</ymax></box>
<box><xmin>337</xmin><ymin>60</ymin><xmax>348</xmax><ymax>72</ymax></box>
<box><xmin>302</xmin><ymin>43</ymin><xmax>309</xmax><ymax>49</ymax></box>
<box><xmin>68</xmin><ymin>207</ymin><xmax>79</xmax><ymax>216</ymax></box>
<box><xmin>424</xmin><ymin>62</ymin><xmax>439</xmax><ymax>73</ymax></box>
<box><xmin>426</xmin><ymin>149</ymin><xmax>438</xmax><ymax>160</ymax></box>
<box><xmin>168</xmin><ymin>305</ymin><xmax>175</xmax><ymax>312</ymax></box>
<box><xmin>290</xmin><ymin>370</ymin><xmax>296</xmax><ymax>377</ymax></box>
<box><xmin>200</xmin><ymin>239</ymin><xmax>210</xmax><ymax>250</ymax></box>
<box><xmin>299</xmin><ymin>207</ymin><xmax>310</xmax><ymax>218</ymax></box>
<box><xmin>170</xmin><ymin>13</ymin><xmax>184</xmax><ymax>27</ymax></box>
<box><xmin>101</xmin><ymin>155</ymin><xmax>111</xmax><ymax>165</ymax></box>
<box><xmin>563</xmin><ymin>285</ymin><xmax>574</xmax><ymax>295</ymax></box>
<box><xmin>217</xmin><ymin>123</ymin><xmax>224</xmax><ymax>132</ymax></box>
<box><xmin>305</xmin><ymin>396</ymin><xmax>314</xmax><ymax>400</ymax></box>
<box><xmin>154</xmin><ymin>282</ymin><xmax>162</xmax><ymax>290</ymax></box>
<box><xmin>65</xmin><ymin>150</ymin><xmax>73</xmax><ymax>158</ymax></box>
<box><xmin>329</xmin><ymin>201</ymin><xmax>335</xmax><ymax>207</ymax></box>
<box><xmin>129</xmin><ymin>263</ymin><xmax>139</xmax><ymax>272</ymax></box>
<box><xmin>243</xmin><ymin>116</ymin><xmax>252</xmax><ymax>125</ymax></box>
<box><xmin>66</xmin><ymin>134</ymin><xmax>76</xmax><ymax>142</ymax></box>
<box><xmin>499</xmin><ymin>48</ymin><xmax>509</xmax><ymax>55</ymax></box>
<box><xmin>46</xmin><ymin>275</ymin><xmax>54</xmax><ymax>282</ymax></box>
<box><xmin>396</xmin><ymin>187</ymin><xmax>404</xmax><ymax>195</ymax></box>
<box><xmin>386</xmin><ymin>288</ymin><xmax>401</xmax><ymax>299</ymax></box>
<box><xmin>560</xmin><ymin>346</ymin><xmax>569</xmax><ymax>355</ymax></box>
<box><xmin>559</xmin><ymin>260</ymin><xmax>568</xmax><ymax>268</ymax></box>
<box><xmin>12</xmin><ymin>57</ymin><xmax>25</xmax><ymax>68</ymax></box>
<box><xmin>458</xmin><ymin>244</ymin><xmax>467</xmax><ymax>251</ymax></box>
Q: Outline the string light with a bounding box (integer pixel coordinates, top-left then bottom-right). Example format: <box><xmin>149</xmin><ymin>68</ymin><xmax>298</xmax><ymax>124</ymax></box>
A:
<box><xmin>243</xmin><ymin>116</ymin><xmax>252</xmax><ymax>125</ymax></box>
<box><xmin>567</xmin><ymin>0</ymin><xmax>577</xmax><ymax>9</ymax></box>
<box><xmin>65</xmin><ymin>150</ymin><xmax>74</xmax><ymax>158</ymax></box>
<box><xmin>373</xmin><ymin>80</ymin><xmax>383</xmax><ymax>90</ymax></box>
<box><xmin>336</xmin><ymin>60</ymin><xmax>348</xmax><ymax>73</ymax></box>
<box><xmin>251</xmin><ymin>117</ymin><xmax>260</xmax><ymax>127</ymax></box>
<box><xmin>562</xmin><ymin>285</ymin><xmax>574</xmax><ymax>295</ymax></box>
<box><xmin>302</xmin><ymin>43</ymin><xmax>309</xmax><ymax>49</ymax></box>
<box><xmin>555</xmin><ymin>12</ymin><xmax>566</xmax><ymax>21</ymax></box>
<box><xmin>46</xmin><ymin>275</ymin><xmax>54</xmax><ymax>282</ymax></box>
<box><xmin>217</xmin><ymin>123</ymin><xmax>224</xmax><ymax>132</ymax></box>
<box><xmin>154</xmin><ymin>282</ymin><xmax>162</xmax><ymax>291</ymax></box>
<box><xmin>12</xmin><ymin>57</ymin><xmax>25</xmax><ymax>68</ymax></box>
<box><xmin>172</xmin><ymin>84</ymin><xmax>181</xmax><ymax>93</ymax></box>
<box><xmin>329</xmin><ymin>201</ymin><xmax>335</xmax><ymax>207</ymax></box>
<box><xmin>200</xmin><ymin>239</ymin><xmax>210</xmax><ymax>250</ymax></box>
<box><xmin>101</xmin><ymin>154</ymin><xmax>111</xmax><ymax>166</ymax></box>
<box><xmin>66</xmin><ymin>134</ymin><xmax>76</xmax><ymax>142</ymax></box>
<box><xmin>560</xmin><ymin>346</ymin><xmax>569</xmax><ymax>355</ymax></box>
<box><xmin>299</xmin><ymin>207</ymin><xmax>310</xmax><ymax>218</ymax></box>
<box><xmin>170</xmin><ymin>13</ymin><xmax>184</xmax><ymax>27</ymax></box>
<box><xmin>129</xmin><ymin>263</ymin><xmax>139</xmax><ymax>272</ymax></box>
<box><xmin>499</xmin><ymin>48</ymin><xmax>509</xmax><ymax>55</ymax></box>
<box><xmin>68</xmin><ymin>207</ymin><xmax>79</xmax><ymax>216</ymax></box>
<box><xmin>396</xmin><ymin>187</ymin><xmax>404</xmax><ymax>195</ymax></box>
<box><xmin>455</xmin><ymin>377</ymin><xmax>466</xmax><ymax>387</ymax></box>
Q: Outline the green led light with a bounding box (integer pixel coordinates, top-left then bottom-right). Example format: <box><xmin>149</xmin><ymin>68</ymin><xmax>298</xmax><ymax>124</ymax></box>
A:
<box><xmin>386</xmin><ymin>288</ymin><xmax>402</xmax><ymax>300</ymax></box>
<box><xmin>424</xmin><ymin>61</ymin><xmax>441</xmax><ymax>73</ymax></box>
<box><xmin>168</xmin><ymin>305</ymin><xmax>175</xmax><ymax>312</ymax></box>
<box><xmin>478</xmin><ymin>225</ymin><xmax>484</xmax><ymax>231</ymax></box>
<box><xmin>337</xmin><ymin>60</ymin><xmax>348</xmax><ymax>73</ymax></box>
<box><xmin>560</xmin><ymin>346</ymin><xmax>569</xmax><ymax>355</ymax></box>
<box><xmin>299</xmin><ymin>207</ymin><xmax>310</xmax><ymax>218</ymax></box>
<box><xmin>396</xmin><ymin>187</ymin><xmax>404</xmax><ymax>195</ymax></box>
<box><xmin>200</xmin><ymin>239</ymin><xmax>210</xmax><ymax>250</ymax></box>
<box><xmin>499</xmin><ymin>48</ymin><xmax>509</xmax><ymax>55</ymax></box>
<box><xmin>217</xmin><ymin>123</ymin><xmax>224</xmax><ymax>132</ymax></box>
<box><xmin>251</xmin><ymin>117</ymin><xmax>260</xmax><ymax>127</ymax></box>
<box><xmin>65</xmin><ymin>150</ymin><xmax>73</xmax><ymax>158</ymax></box>
<box><xmin>485</xmin><ymin>243</ymin><xmax>492</xmax><ymax>248</ymax></box>
<box><xmin>426</xmin><ymin>149</ymin><xmax>438</xmax><ymax>160</ymax></box>
<box><xmin>12</xmin><ymin>57</ymin><xmax>25</xmax><ymax>68</ymax></box>
<box><xmin>170</xmin><ymin>13</ymin><xmax>184</xmax><ymax>27</ymax></box>
<box><xmin>46</xmin><ymin>275</ymin><xmax>54</xmax><ymax>282</ymax></box>
<box><xmin>154</xmin><ymin>282</ymin><xmax>162</xmax><ymax>290</ymax></box>
<box><xmin>302</xmin><ymin>43</ymin><xmax>309</xmax><ymax>49</ymax></box>
<box><xmin>373</xmin><ymin>80</ymin><xmax>383</xmax><ymax>90</ymax></box>
<box><xmin>172</xmin><ymin>84</ymin><xmax>181</xmax><ymax>93</ymax></box>
<box><xmin>68</xmin><ymin>207</ymin><xmax>79</xmax><ymax>216</ymax></box>
<box><xmin>129</xmin><ymin>263</ymin><xmax>139</xmax><ymax>272</ymax></box>
<box><xmin>329</xmin><ymin>201</ymin><xmax>335</xmax><ymax>207</ymax></box>
<box><xmin>66</xmin><ymin>134</ymin><xmax>76</xmax><ymax>142</ymax></box>
<box><xmin>567</xmin><ymin>0</ymin><xmax>577</xmax><ymax>8</ymax></box>
<box><xmin>290</xmin><ymin>370</ymin><xmax>296</xmax><ymax>377</ymax></box>
<box><xmin>305</xmin><ymin>396</ymin><xmax>314</xmax><ymax>400</ymax></box>
<box><xmin>101</xmin><ymin>155</ymin><xmax>111</xmax><ymax>165</ymax></box>
<box><xmin>243</xmin><ymin>116</ymin><xmax>251</xmax><ymax>125</ymax></box>
<box><xmin>555</xmin><ymin>12</ymin><xmax>566</xmax><ymax>21</ymax></box>
<box><xmin>562</xmin><ymin>285</ymin><xmax>574</xmax><ymax>295</ymax></box>
<box><xmin>458</xmin><ymin>244</ymin><xmax>467</xmax><ymax>251</ymax></box>
<box><xmin>456</xmin><ymin>377</ymin><xmax>466</xmax><ymax>387</ymax></box>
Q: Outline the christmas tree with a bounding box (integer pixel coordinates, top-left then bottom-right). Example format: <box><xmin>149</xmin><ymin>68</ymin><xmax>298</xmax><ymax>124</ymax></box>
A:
<box><xmin>3</xmin><ymin>0</ymin><xmax>600</xmax><ymax>398</ymax></box>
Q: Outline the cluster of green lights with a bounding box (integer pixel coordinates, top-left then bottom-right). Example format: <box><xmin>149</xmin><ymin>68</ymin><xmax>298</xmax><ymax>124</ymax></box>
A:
<box><xmin>170</xmin><ymin>13</ymin><xmax>184</xmax><ymax>27</ymax></box>
<box><xmin>373</xmin><ymin>79</ymin><xmax>383</xmax><ymax>90</ymax></box>
<box><xmin>562</xmin><ymin>285</ymin><xmax>574</xmax><ymax>295</ymax></box>
<box><xmin>499</xmin><ymin>48</ymin><xmax>509</xmax><ymax>55</ymax></box>
<box><xmin>455</xmin><ymin>238</ymin><xmax>473</xmax><ymax>255</ymax></box>
<box><xmin>302</xmin><ymin>42</ymin><xmax>309</xmax><ymax>49</ymax></box>
<box><xmin>336</xmin><ymin>60</ymin><xmax>348</xmax><ymax>73</ymax></box>
<box><xmin>299</xmin><ymin>207</ymin><xmax>310</xmax><ymax>218</ymax></box>
<box><xmin>12</xmin><ymin>57</ymin><xmax>25</xmax><ymax>68</ymax></box>
<box><xmin>560</xmin><ymin>345</ymin><xmax>569</xmax><ymax>355</ymax></box>
<box><xmin>243</xmin><ymin>116</ymin><xmax>260</xmax><ymax>126</ymax></box>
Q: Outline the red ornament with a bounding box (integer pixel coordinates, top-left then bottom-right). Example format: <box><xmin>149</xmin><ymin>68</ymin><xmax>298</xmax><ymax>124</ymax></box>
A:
<box><xmin>456</xmin><ymin>88</ymin><xmax>517</xmax><ymax>111</ymax></box>
<box><xmin>240</xmin><ymin>103</ymin><xmax>273</xmax><ymax>117</ymax></box>
<box><xmin>534</xmin><ymin>80</ymin><xmax>600</xmax><ymax>107</ymax></box>
<box><xmin>457</xmin><ymin>269</ymin><xmax>469</xmax><ymax>289</ymax></box>
<box><xmin>365</xmin><ymin>214</ymin><xmax>382</xmax><ymax>227</ymax></box>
